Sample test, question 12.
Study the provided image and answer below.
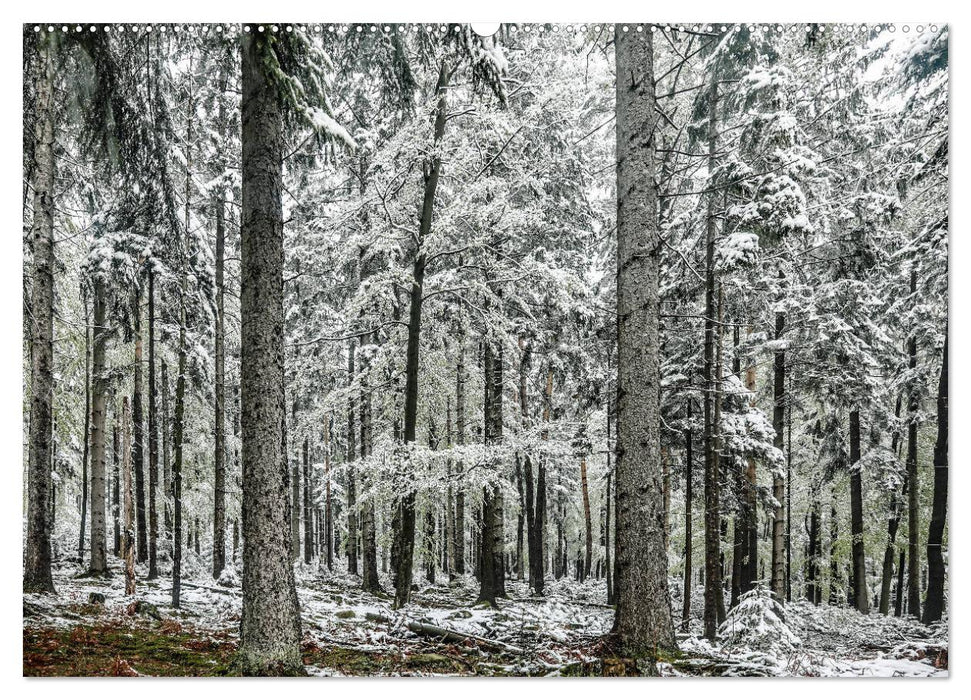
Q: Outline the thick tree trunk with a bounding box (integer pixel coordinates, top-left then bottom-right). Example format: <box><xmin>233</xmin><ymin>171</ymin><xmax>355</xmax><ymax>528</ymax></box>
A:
<box><xmin>172</xmin><ymin>295</ymin><xmax>187</xmax><ymax>608</ymax></box>
<box><xmin>346</xmin><ymin>340</ymin><xmax>358</xmax><ymax>574</ymax></box>
<box><xmin>324</xmin><ymin>414</ymin><xmax>334</xmax><ymax>571</ymax></box>
<box><xmin>80</xmin><ymin>298</ymin><xmax>91</xmax><ymax>560</ymax></box>
<box><xmin>454</xmin><ymin>329</ymin><xmax>466</xmax><ymax>577</ymax></box>
<box><xmin>133</xmin><ymin>289</ymin><xmax>148</xmax><ymax>563</ymax></box>
<box><xmin>906</xmin><ymin>271</ymin><xmax>921</xmax><ymax>618</ymax></box>
<box><xmin>122</xmin><ymin>397</ymin><xmax>136</xmax><ymax>595</ymax></box>
<box><xmin>237</xmin><ymin>30</ymin><xmax>303</xmax><ymax>675</ymax></box>
<box><xmin>148</xmin><ymin>270</ymin><xmax>159</xmax><ymax>579</ymax></box>
<box><xmin>25</xmin><ymin>33</ymin><xmax>57</xmax><ymax>593</ymax></box>
<box><xmin>291</xmin><ymin>447</ymin><xmax>300</xmax><ymax>560</ymax></box>
<box><xmin>478</xmin><ymin>338</ymin><xmax>505</xmax><ymax>606</ymax></box>
<box><xmin>88</xmin><ymin>277</ymin><xmax>109</xmax><ymax>576</ymax></box>
<box><xmin>113</xmin><ymin>421</ymin><xmax>121</xmax><ymax>557</ymax></box>
<box><xmin>771</xmin><ymin>312</ymin><xmax>786</xmax><ymax>600</ymax></box>
<box><xmin>213</xmin><ymin>169</ymin><xmax>227</xmax><ymax>580</ymax></box>
<box><xmin>612</xmin><ymin>26</ymin><xmax>677</xmax><ymax>660</ymax></box>
<box><xmin>879</xmin><ymin>396</ymin><xmax>904</xmax><ymax>614</ymax></box>
<box><xmin>849</xmin><ymin>409</ymin><xmax>869</xmax><ymax>613</ymax></box>
<box><xmin>394</xmin><ymin>60</ymin><xmax>449</xmax><ymax>610</ymax></box>
<box><xmin>923</xmin><ymin>334</ymin><xmax>948</xmax><ymax>623</ymax></box>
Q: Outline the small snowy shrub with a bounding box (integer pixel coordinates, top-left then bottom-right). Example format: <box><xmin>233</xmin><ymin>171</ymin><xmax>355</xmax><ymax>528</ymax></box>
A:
<box><xmin>718</xmin><ymin>585</ymin><xmax>801</xmax><ymax>655</ymax></box>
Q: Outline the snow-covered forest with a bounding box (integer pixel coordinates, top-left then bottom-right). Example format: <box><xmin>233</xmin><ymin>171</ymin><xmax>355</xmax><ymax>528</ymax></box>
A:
<box><xmin>22</xmin><ymin>23</ymin><xmax>948</xmax><ymax>677</ymax></box>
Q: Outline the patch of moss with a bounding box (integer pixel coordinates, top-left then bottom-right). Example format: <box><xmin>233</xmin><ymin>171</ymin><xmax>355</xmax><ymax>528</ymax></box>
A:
<box><xmin>23</xmin><ymin>622</ymin><xmax>238</xmax><ymax>677</ymax></box>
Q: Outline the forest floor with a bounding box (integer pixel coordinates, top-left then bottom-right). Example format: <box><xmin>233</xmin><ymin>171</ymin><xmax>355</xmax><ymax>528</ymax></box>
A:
<box><xmin>23</xmin><ymin>558</ymin><xmax>948</xmax><ymax>677</ymax></box>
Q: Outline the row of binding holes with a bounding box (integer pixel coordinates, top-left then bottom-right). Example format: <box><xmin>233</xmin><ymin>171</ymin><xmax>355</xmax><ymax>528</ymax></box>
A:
<box><xmin>33</xmin><ymin>23</ymin><xmax>941</xmax><ymax>35</ymax></box>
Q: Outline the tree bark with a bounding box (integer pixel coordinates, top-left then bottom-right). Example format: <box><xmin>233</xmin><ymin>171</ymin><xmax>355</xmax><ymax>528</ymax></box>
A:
<box><xmin>580</xmin><ymin>453</ymin><xmax>593</xmax><ymax>577</ymax></box>
<box><xmin>123</xmin><ymin>397</ymin><xmax>136</xmax><ymax>595</ymax></box>
<box><xmin>478</xmin><ymin>337</ymin><xmax>505</xmax><ymax>606</ymax></box>
<box><xmin>161</xmin><ymin>360</ymin><xmax>171</xmax><ymax>538</ymax></box>
<box><xmin>849</xmin><ymin>408</ymin><xmax>869</xmax><ymax>613</ymax></box>
<box><xmin>701</xmin><ymin>78</ymin><xmax>724</xmax><ymax>642</ymax></box>
<box><xmin>113</xmin><ymin>420</ymin><xmax>120</xmax><ymax>558</ymax></box>
<box><xmin>213</xmin><ymin>154</ymin><xmax>227</xmax><ymax>579</ymax></box>
<box><xmin>879</xmin><ymin>396</ymin><xmax>904</xmax><ymax>614</ymax></box>
<box><xmin>906</xmin><ymin>269</ymin><xmax>921</xmax><ymax>618</ymax></box>
<box><xmin>612</xmin><ymin>26</ymin><xmax>677</xmax><ymax>659</ymax></box>
<box><xmin>923</xmin><ymin>334</ymin><xmax>947</xmax><ymax>623</ymax></box>
<box><xmin>148</xmin><ymin>270</ymin><xmax>159</xmax><ymax>579</ymax></box>
<box><xmin>237</xmin><ymin>29</ymin><xmax>303</xmax><ymax>675</ymax></box>
<box><xmin>454</xmin><ymin>325</ymin><xmax>467</xmax><ymax>577</ymax></box>
<box><xmin>88</xmin><ymin>277</ymin><xmax>109</xmax><ymax>576</ymax></box>
<box><xmin>771</xmin><ymin>312</ymin><xmax>786</xmax><ymax>600</ymax></box>
<box><xmin>346</xmin><ymin>340</ymin><xmax>358</xmax><ymax>574</ymax></box>
<box><xmin>25</xmin><ymin>31</ymin><xmax>57</xmax><ymax>593</ymax></box>
<box><xmin>806</xmin><ymin>491</ymin><xmax>822</xmax><ymax>604</ymax></box>
<box><xmin>394</xmin><ymin>59</ymin><xmax>449</xmax><ymax>610</ymax></box>
<box><xmin>79</xmin><ymin>296</ymin><xmax>91</xmax><ymax>560</ymax></box>
<box><xmin>303</xmin><ymin>437</ymin><xmax>313</xmax><ymax>564</ymax></box>
<box><xmin>682</xmin><ymin>400</ymin><xmax>693</xmax><ymax>626</ymax></box>
<box><xmin>133</xmin><ymin>288</ymin><xmax>148</xmax><ymax>563</ymax></box>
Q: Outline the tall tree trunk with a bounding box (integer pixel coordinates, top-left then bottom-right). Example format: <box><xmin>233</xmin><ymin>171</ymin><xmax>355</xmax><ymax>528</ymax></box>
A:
<box><xmin>701</xmin><ymin>78</ymin><xmax>723</xmax><ymax>642</ymax></box>
<box><xmin>213</xmin><ymin>163</ymin><xmax>227</xmax><ymax>580</ymax></box>
<box><xmin>324</xmin><ymin>414</ymin><xmax>334</xmax><ymax>571</ymax></box>
<box><xmin>771</xmin><ymin>312</ymin><xmax>786</xmax><ymax>600</ymax></box>
<box><xmin>828</xmin><ymin>486</ymin><xmax>840</xmax><ymax>605</ymax></box>
<box><xmin>849</xmin><ymin>408</ymin><xmax>869</xmax><ymax>613</ymax></box>
<box><xmin>713</xmin><ymin>286</ymin><xmax>727</xmax><ymax>624</ymax></box>
<box><xmin>612</xmin><ymin>26</ymin><xmax>677</xmax><ymax>661</ymax></box>
<box><xmin>445</xmin><ymin>398</ymin><xmax>456</xmax><ymax>580</ymax></box>
<box><xmin>161</xmin><ymin>360</ymin><xmax>171</xmax><ymax>538</ymax></box>
<box><xmin>394</xmin><ymin>59</ymin><xmax>449</xmax><ymax>610</ymax></box>
<box><xmin>113</xmin><ymin>421</ymin><xmax>121</xmax><ymax>557</ymax></box>
<box><xmin>133</xmin><ymin>288</ymin><xmax>148</xmax><ymax>563</ymax></box>
<box><xmin>454</xmin><ymin>325</ymin><xmax>466</xmax><ymax>577</ymax></box>
<box><xmin>682</xmin><ymin>400</ymin><xmax>693</xmax><ymax>626</ymax></box>
<box><xmin>88</xmin><ymin>277</ymin><xmax>109</xmax><ymax>576</ymax></box>
<box><xmin>895</xmin><ymin>549</ymin><xmax>906</xmax><ymax>617</ymax></box>
<box><xmin>360</xmin><ymin>349</ymin><xmax>381</xmax><ymax>592</ymax></box>
<box><xmin>148</xmin><ymin>270</ymin><xmax>159</xmax><ymax>579</ymax></box>
<box><xmin>346</xmin><ymin>340</ymin><xmax>358</xmax><ymax>574</ymax></box>
<box><xmin>303</xmin><ymin>437</ymin><xmax>313</xmax><ymax>564</ymax></box>
<box><xmin>123</xmin><ymin>397</ymin><xmax>136</xmax><ymax>595</ymax></box>
<box><xmin>237</xmin><ymin>30</ymin><xmax>302</xmax><ymax>674</ymax></box>
<box><xmin>80</xmin><ymin>296</ymin><xmax>91</xmax><ymax>560</ymax></box>
<box><xmin>806</xmin><ymin>491</ymin><xmax>822</xmax><ymax>604</ymax></box>
<box><xmin>879</xmin><ymin>396</ymin><xmax>904</xmax><ymax>614</ymax></box>
<box><xmin>478</xmin><ymin>338</ymin><xmax>505</xmax><ymax>606</ymax></box>
<box><xmin>906</xmin><ymin>269</ymin><xmax>921</xmax><ymax>618</ymax></box>
<box><xmin>291</xmin><ymin>427</ymin><xmax>300</xmax><ymax>560</ymax></box>
<box><xmin>923</xmin><ymin>334</ymin><xmax>948</xmax><ymax>623</ymax></box>
<box><xmin>580</xmin><ymin>453</ymin><xmax>593</xmax><ymax>577</ymax></box>
<box><xmin>25</xmin><ymin>32</ymin><xmax>57</xmax><ymax>593</ymax></box>
<box><xmin>533</xmin><ymin>366</ymin><xmax>551</xmax><ymax>596</ymax></box>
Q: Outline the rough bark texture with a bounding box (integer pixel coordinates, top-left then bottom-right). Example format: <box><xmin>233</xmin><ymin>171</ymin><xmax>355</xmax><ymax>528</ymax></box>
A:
<box><xmin>213</xmin><ymin>159</ymin><xmax>227</xmax><ymax>580</ymax></box>
<box><xmin>454</xmin><ymin>337</ymin><xmax>467</xmax><ymax>576</ymax></box>
<box><xmin>161</xmin><ymin>360</ymin><xmax>171</xmax><ymax>537</ymax></box>
<box><xmin>133</xmin><ymin>289</ymin><xmax>148</xmax><ymax>563</ymax></box>
<box><xmin>612</xmin><ymin>26</ymin><xmax>677</xmax><ymax>658</ymax></box>
<box><xmin>237</xmin><ymin>30</ymin><xmax>303</xmax><ymax>675</ymax></box>
<box><xmin>682</xmin><ymin>400</ymin><xmax>693</xmax><ymax>625</ymax></box>
<box><xmin>346</xmin><ymin>341</ymin><xmax>358</xmax><ymax>574</ymax></box>
<box><xmin>923</xmin><ymin>334</ymin><xmax>947</xmax><ymax>623</ymax></box>
<box><xmin>806</xmin><ymin>492</ymin><xmax>822</xmax><ymax>604</ymax></box>
<box><xmin>849</xmin><ymin>409</ymin><xmax>869</xmax><ymax>613</ymax></box>
<box><xmin>906</xmin><ymin>271</ymin><xmax>921</xmax><ymax>618</ymax></box>
<box><xmin>113</xmin><ymin>422</ymin><xmax>120</xmax><ymax>557</ymax></box>
<box><xmin>478</xmin><ymin>339</ymin><xmax>504</xmax><ymax>606</ymax></box>
<box><xmin>580</xmin><ymin>454</ymin><xmax>593</xmax><ymax>577</ymax></box>
<box><xmin>701</xmin><ymin>78</ymin><xmax>723</xmax><ymax>642</ymax></box>
<box><xmin>147</xmin><ymin>271</ymin><xmax>159</xmax><ymax>579</ymax></box>
<box><xmin>303</xmin><ymin>437</ymin><xmax>313</xmax><ymax>564</ymax></box>
<box><xmin>394</xmin><ymin>60</ymin><xmax>448</xmax><ymax>610</ymax></box>
<box><xmin>80</xmin><ymin>298</ymin><xmax>91</xmax><ymax>559</ymax></box>
<box><xmin>122</xmin><ymin>397</ymin><xmax>136</xmax><ymax>595</ymax></box>
<box><xmin>879</xmin><ymin>396</ymin><xmax>904</xmax><ymax>615</ymax></box>
<box><xmin>771</xmin><ymin>312</ymin><xmax>786</xmax><ymax>600</ymax></box>
<box><xmin>89</xmin><ymin>277</ymin><xmax>109</xmax><ymax>576</ymax></box>
<box><xmin>25</xmin><ymin>32</ymin><xmax>56</xmax><ymax>593</ymax></box>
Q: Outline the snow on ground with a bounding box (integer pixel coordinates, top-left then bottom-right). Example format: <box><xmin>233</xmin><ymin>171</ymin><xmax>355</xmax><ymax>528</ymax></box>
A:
<box><xmin>23</xmin><ymin>557</ymin><xmax>947</xmax><ymax>677</ymax></box>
